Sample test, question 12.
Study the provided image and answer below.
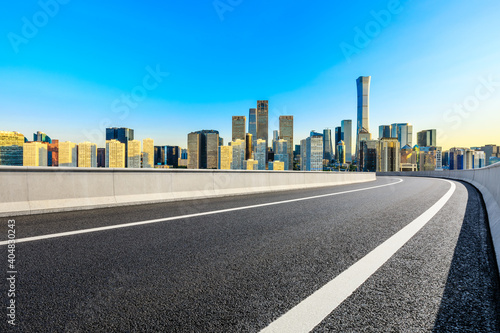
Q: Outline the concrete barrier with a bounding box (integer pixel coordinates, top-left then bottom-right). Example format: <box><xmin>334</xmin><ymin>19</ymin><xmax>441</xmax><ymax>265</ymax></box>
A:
<box><xmin>0</xmin><ymin>166</ymin><xmax>375</xmax><ymax>217</ymax></box>
<box><xmin>378</xmin><ymin>163</ymin><xmax>500</xmax><ymax>273</ymax></box>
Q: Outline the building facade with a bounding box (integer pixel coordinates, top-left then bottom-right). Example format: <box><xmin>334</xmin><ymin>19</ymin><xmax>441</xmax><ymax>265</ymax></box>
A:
<box><xmin>142</xmin><ymin>138</ymin><xmax>154</xmax><ymax>168</ymax></box>
<box><xmin>105</xmin><ymin>139</ymin><xmax>125</xmax><ymax>168</ymax></box>
<box><xmin>0</xmin><ymin>131</ymin><xmax>24</xmax><ymax>166</ymax></box>
<box><xmin>341</xmin><ymin>119</ymin><xmax>352</xmax><ymax>162</ymax></box>
<box><xmin>232</xmin><ymin>116</ymin><xmax>246</xmax><ymax>141</ymax></box>
<box><xmin>59</xmin><ymin>141</ymin><xmax>77</xmax><ymax>167</ymax></box>
<box><xmin>356</xmin><ymin>76</ymin><xmax>371</xmax><ymax>161</ymax></box>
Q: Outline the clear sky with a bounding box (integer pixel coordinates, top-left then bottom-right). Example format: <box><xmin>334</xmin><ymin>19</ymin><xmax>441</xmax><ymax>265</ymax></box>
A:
<box><xmin>1</xmin><ymin>0</ymin><xmax>499</xmax><ymax>150</ymax></box>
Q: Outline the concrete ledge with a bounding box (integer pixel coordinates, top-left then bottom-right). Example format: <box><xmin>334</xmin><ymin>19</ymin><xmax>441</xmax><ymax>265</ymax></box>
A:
<box><xmin>378</xmin><ymin>163</ymin><xmax>500</xmax><ymax>276</ymax></box>
<box><xmin>0</xmin><ymin>166</ymin><xmax>376</xmax><ymax>217</ymax></box>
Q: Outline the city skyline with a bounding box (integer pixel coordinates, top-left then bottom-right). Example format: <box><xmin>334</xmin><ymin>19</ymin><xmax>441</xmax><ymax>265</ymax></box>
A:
<box><xmin>1</xmin><ymin>1</ymin><xmax>499</xmax><ymax>150</ymax></box>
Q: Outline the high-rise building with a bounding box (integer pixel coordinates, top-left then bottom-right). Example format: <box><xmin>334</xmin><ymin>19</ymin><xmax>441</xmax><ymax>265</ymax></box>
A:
<box><xmin>105</xmin><ymin>139</ymin><xmax>125</xmax><ymax>168</ymax></box>
<box><xmin>218</xmin><ymin>145</ymin><xmax>232</xmax><ymax>169</ymax></box>
<box><xmin>142</xmin><ymin>138</ymin><xmax>154</xmax><ymax>168</ymax></box>
<box><xmin>356</xmin><ymin>76</ymin><xmax>371</xmax><ymax>161</ymax></box>
<box><xmin>341</xmin><ymin>120</ymin><xmax>352</xmax><ymax>162</ymax></box>
<box><xmin>59</xmin><ymin>141</ymin><xmax>77</xmax><ymax>167</ymax></box>
<box><xmin>166</xmin><ymin>146</ymin><xmax>180</xmax><ymax>167</ymax></box>
<box><xmin>379</xmin><ymin>125</ymin><xmax>392</xmax><ymax>139</ymax></box>
<box><xmin>274</xmin><ymin>139</ymin><xmax>289</xmax><ymax>170</ymax></box>
<box><xmin>257</xmin><ymin>100</ymin><xmax>269</xmax><ymax>161</ymax></box>
<box><xmin>127</xmin><ymin>140</ymin><xmax>141</xmax><ymax>168</ymax></box>
<box><xmin>391</xmin><ymin>123</ymin><xmax>413</xmax><ymax>148</ymax></box>
<box><xmin>337</xmin><ymin>140</ymin><xmax>346</xmax><ymax>164</ymax></box>
<box><xmin>357</xmin><ymin>128</ymin><xmax>372</xmax><ymax>171</ymax></box>
<box><xmin>33</xmin><ymin>131</ymin><xmax>51</xmax><ymax>143</ymax></box>
<box><xmin>359</xmin><ymin>140</ymin><xmax>378</xmax><ymax>172</ymax></box>
<box><xmin>0</xmin><ymin>131</ymin><xmax>24</xmax><ymax>166</ymax></box>
<box><xmin>279</xmin><ymin>115</ymin><xmax>293</xmax><ymax>170</ymax></box>
<box><xmin>417</xmin><ymin>129</ymin><xmax>436</xmax><ymax>147</ymax></box>
<box><xmin>269</xmin><ymin>161</ymin><xmax>284</xmax><ymax>170</ymax></box>
<box><xmin>334</xmin><ymin>126</ymin><xmax>341</xmax><ymax>161</ymax></box>
<box><xmin>231</xmin><ymin>139</ymin><xmax>246</xmax><ymax>170</ymax></box>
<box><xmin>97</xmin><ymin>148</ymin><xmax>105</xmax><ymax>167</ymax></box>
<box><xmin>78</xmin><ymin>142</ymin><xmax>97</xmax><ymax>168</ymax></box>
<box><xmin>323</xmin><ymin>128</ymin><xmax>333</xmax><ymax>162</ymax></box>
<box><xmin>187</xmin><ymin>130</ymin><xmax>219</xmax><ymax>169</ymax></box>
<box><xmin>304</xmin><ymin>131</ymin><xmax>323</xmax><ymax>171</ymax></box>
<box><xmin>47</xmin><ymin>140</ymin><xmax>59</xmax><ymax>166</ymax></box>
<box><xmin>245</xmin><ymin>133</ymin><xmax>253</xmax><ymax>160</ymax></box>
<box><xmin>232</xmin><ymin>116</ymin><xmax>246</xmax><ymax>141</ymax></box>
<box><xmin>244</xmin><ymin>159</ymin><xmax>258</xmax><ymax>170</ymax></box>
<box><xmin>154</xmin><ymin>146</ymin><xmax>167</xmax><ymax>166</ymax></box>
<box><xmin>248</xmin><ymin>108</ymin><xmax>257</xmax><ymax>148</ymax></box>
<box><xmin>300</xmin><ymin>139</ymin><xmax>307</xmax><ymax>171</ymax></box>
<box><xmin>23</xmin><ymin>142</ymin><xmax>47</xmax><ymax>166</ymax></box>
<box><xmin>272</xmin><ymin>130</ymin><xmax>279</xmax><ymax>153</ymax></box>
<box><xmin>377</xmin><ymin>138</ymin><xmax>400</xmax><ymax>172</ymax></box>
<box><xmin>480</xmin><ymin>145</ymin><xmax>500</xmax><ymax>166</ymax></box>
<box><xmin>254</xmin><ymin>139</ymin><xmax>266</xmax><ymax>170</ymax></box>
<box><xmin>106</xmin><ymin>127</ymin><xmax>134</xmax><ymax>167</ymax></box>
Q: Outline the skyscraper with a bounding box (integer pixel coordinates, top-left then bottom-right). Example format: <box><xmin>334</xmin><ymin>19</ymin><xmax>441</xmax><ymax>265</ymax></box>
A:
<box><xmin>377</xmin><ymin>138</ymin><xmax>400</xmax><ymax>172</ymax></box>
<box><xmin>187</xmin><ymin>130</ymin><xmax>220</xmax><ymax>169</ymax></box>
<box><xmin>359</xmin><ymin>140</ymin><xmax>378</xmax><ymax>172</ymax></box>
<box><xmin>248</xmin><ymin>108</ymin><xmax>257</xmax><ymax>148</ymax></box>
<box><xmin>255</xmin><ymin>139</ymin><xmax>266</xmax><ymax>170</ymax></box>
<box><xmin>33</xmin><ymin>131</ymin><xmax>51</xmax><ymax>143</ymax></box>
<box><xmin>97</xmin><ymin>148</ymin><xmax>105</xmax><ymax>167</ymax></box>
<box><xmin>274</xmin><ymin>139</ymin><xmax>289</xmax><ymax>170</ymax></box>
<box><xmin>305</xmin><ymin>131</ymin><xmax>323</xmax><ymax>171</ymax></box>
<box><xmin>218</xmin><ymin>145</ymin><xmax>232</xmax><ymax>170</ymax></box>
<box><xmin>47</xmin><ymin>140</ymin><xmax>59</xmax><ymax>166</ymax></box>
<box><xmin>23</xmin><ymin>142</ymin><xmax>47</xmax><ymax>166</ymax></box>
<box><xmin>341</xmin><ymin>120</ymin><xmax>352</xmax><ymax>162</ymax></box>
<box><xmin>323</xmin><ymin>128</ymin><xmax>333</xmax><ymax>162</ymax></box>
<box><xmin>127</xmin><ymin>140</ymin><xmax>141</xmax><ymax>168</ymax></box>
<box><xmin>300</xmin><ymin>139</ymin><xmax>307</xmax><ymax>171</ymax></box>
<box><xmin>379</xmin><ymin>125</ymin><xmax>392</xmax><ymax>139</ymax></box>
<box><xmin>279</xmin><ymin>115</ymin><xmax>293</xmax><ymax>170</ymax></box>
<box><xmin>356</xmin><ymin>76</ymin><xmax>371</xmax><ymax>161</ymax></box>
<box><xmin>231</xmin><ymin>139</ymin><xmax>246</xmax><ymax>170</ymax></box>
<box><xmin>78</xmin><ymin>142</ymin><xmax>97</xmax><ymax>168</ymax></box>
<box><xmin>106</xmin><ymin>127</ymin><xmax>134</xmax><ymax>167</ymax></box>
<box><xmin>105</xmin><ymin>140</ymin><xmax>125</xmax><ymax>168</ymax></box>
<box><xmin>59</xmin><ymin>141</ymin><xmax>77</xmax><ymax>167</ymax></box>
<box><xmin>0</xmin><ymin>131</ymin><xmax>24</xmax><ymax>166</ymax></box>
<box><xmin>187</xmin><ymin>132</ymin><xmax>200</xmax><ymax>169</ymax></box>
<box><xmin>232</xmin><ymin>116</ymin><xmax>246</xmax><ymax>141</ymax></box>
<box><xmin>337</xmin><ymin>140</ymin><xmax>346</xmax><ymax>164</ymax></box>
<box><xmin>257</xmin><ymin>100</ymin><xmax>269</xmax><ymax>160</ymax></box>
<box><xmin>245</xmin><ymin>133</ymin><xmax>253</xmax><ymax>160</ymax></box>
<box><xmin>272</xmin><ymin>130</ymin><xmax>279</xmax><ymax>153</ymax></box>
<box><xmin>391</xmin><ymin>123</ymin><xmax>413</xmax><ymax>148</ymax></box>
<box><xmin>334</xmin><ymin>126</ymin><xmax>341</xmax><ymax>161</ymax></box>
<box><xmin>166</xmin><ymin>146</ymin><xmax>180</xmax><ymax>167</ymax></box>
<box><xmin>417</xmin><ymin>129</ymin><xmax>437</xmax><ymax>147</ymax></box>
<box><xmin>142</xmin><ymin>138</ymin><xmax>154</xmax><ymax>168</ymax></box>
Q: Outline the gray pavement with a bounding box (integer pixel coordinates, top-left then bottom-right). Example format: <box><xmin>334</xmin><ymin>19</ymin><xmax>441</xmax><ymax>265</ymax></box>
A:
<box><xmin>1</xmin><ymin>176</ymin><xmax>499</xmax><ymax>332</ymax></box>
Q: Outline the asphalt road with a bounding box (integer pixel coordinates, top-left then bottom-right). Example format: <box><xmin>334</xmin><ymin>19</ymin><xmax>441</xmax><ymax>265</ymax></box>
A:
<box><xmin>1</xmin><ymin>176</ymin><xmax>499</xmax><ymax>332</ymax></box>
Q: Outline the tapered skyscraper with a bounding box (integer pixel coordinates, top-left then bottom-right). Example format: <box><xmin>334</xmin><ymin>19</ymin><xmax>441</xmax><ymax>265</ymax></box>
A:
<box><xmin>356</xmin><ymin>76</ymin><xmax>371</xmax><ymax>161</ymax></box>
<box><xmin>256</xmin><ymin>100</ymin><xmax>268</xmax><ymax>158</ymax></box>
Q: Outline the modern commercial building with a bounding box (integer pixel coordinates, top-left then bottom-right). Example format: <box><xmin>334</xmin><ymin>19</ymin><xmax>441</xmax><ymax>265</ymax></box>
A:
<box><xmin>300</xmin><ymin>139</ymin><xmax>307</xmax><ymax>171</ymax></box>
<box><xmin>78</xmin><ymin>142</ymin><xmax>97</xmax><ymax>168</ymax></box>
<box><xmin>59</xmin><ymin>141</ymin><xmax>77</xmax><ymax>167</ymax></box>
<box><xmin>323</xmin><ymin>128</ymin><xmax>333</xmax><ymax>162</ymax></box>
<box><xmin>166</xmin><ymin>146</ymin><xmax>180</xmax><ymax>167</ymax></box>
<box><xmin>23</xmin><ymin>142</ymin><xmax>47</xmax><ymax>166</ymax></box>
<box><xmin>274</xmin><ymin>139</ymin><xmax>289</xmax><ymax>170</ymax></box>
<box><xmin>97</xmin><ymin>148</ymin><xmax>106</xmax><ymax>167</ymax></box>
<box><xmin>257</xmin><ymin>100</ymin><xmax>269</xmax><ymax>161</ymax></box>
<box><xmin>479</xmin><ymin>145</ymin><xmax>500</xmax><ymax>165</ymax></box>
<box><xmin>334</xmin><ymin>126</ymin><xmax>341</xmax><ymax>161</ymax></box>
<box><xmin>269</xmin><ymin>161</ymin><xmax>285</xmax><ymax>170</ymax></box>
<box><xmin>127</xmin><ymin>140</ymin><xmax>141</xmax><ymax>168</ymax></box>
<box><xmin>245</xmin><ymin>133</ymin><xmax>253</xmax><ymax>160</ymax></box>
<box><xmin>105</xmin><ymin>139</ymin><xmax>125</xmax><ymax>168</ymax></box>
<box><xmin>187</xmin><ymin>130</ymin><xmax>219</xmax><ymax>169</ymax></box>
<box><xmin>33</xmin><ymin>131</ymin><xmax>51</xmax><ymax>143</ymax></box>
<box><xmin>232</xmin><ymin>116</ymin><xmax>246</xmax><ymax>141</ymax></box>
<box><xmin>254</xmin><ymin>139</ymin><xmax>266</xmax><ymax>170</ymax></box>
<box><xmin>419</xmin><ymin>146</ymin><xmax>443</xmax><ymax>171</ymax></box>
<box><xmin>244</xmin><ymin>159</ymin><xmax>258</xmax><ymax>170</ymax></box>
<box><xmin>106</xmin><ymin>127</ymin><xmax>134</xmax><ymax>167</ymax></box>
<box><xmin>391</xmin><ymin>123</ymin><xmax>413</xmax><ymax>148</ymax></box>
<box><xmin>248</xmin><ymin>108</ymin><xmax>257</xmax><ymax>148</ymax></box>
<box><xmin>279</xmin><ymin>115</ymin><xmax>294</xmax><ymax>170</ymax></box>
<box><xmin>231</xmin><ymin>139</ymin><xmax>245</xmax><ymax>170</ymax></box>
<box><xmin>377</xmin><ymin>138</ymin><xmax>400</xmax><ymax>172</ymax></box>
<box><xmin>302</xmin><ymin>131</ymin><xmax>323</xmax><ymax>171</ymax></box>
<box><xmin>142</xmin><ymin>138</ymin><xmax>154</xmax><ymax>168</ymax></box>
<box><xmin>47</xmin><ymin>140</ymin><xmax>59</xmax><ymax>166</ymax></box>
<box><xmin>379</xmin><ymin>125</ymin><xmax>392</xmax><ymax>139</ymax></box>
<box><xmin>218</xmin><ymin>145</ymin><xmax>232</xmax><ymax>170</ymax></box>
<box><xmin>272</xmin><ymin>130</ymin><xmax>279</xmax><ymax>153</ymax></box>
<box><xmin>341</xmin><ymin>120</ymin><xmax>352</xmax><ymax>162</ymax></box>
<box><xmin>359</xmin><ymin>140</ymin><xmax>378</xmax><ymax>172</ymax></box>
<box><xmin>356</xmin><ymin>76</ymin><xmax>371</xmax><ymax>161</ymax></box>
<box><xmin>417</xmin><ymin>129</ymin><xmax>437</xmax><ymax>147</ymax></box>
<box><xmin>0</xmin><ymin>131</ymin><xmax>24</xmax><ymax>166</ymax></box>
<box><xmin>357</xmin><ymin>128</ymin><xmax>372</xmax><ymax>170</ymax></box>
<box><xmin>337</xmin><ymin>140</ymin><xmax>346</xmax><ymax>164</ymax></box>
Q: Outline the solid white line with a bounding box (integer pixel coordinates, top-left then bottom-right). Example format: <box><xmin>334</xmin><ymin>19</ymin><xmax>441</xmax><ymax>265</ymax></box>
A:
<box><xmin>0</xmin><ymin>178</ymin><xmax>403</xmax><ymax>246</ymax></box>
<box><xmin>260</xmin><ymin>179</ymin><xmax>456</xmax><ymax>333</ymax></box>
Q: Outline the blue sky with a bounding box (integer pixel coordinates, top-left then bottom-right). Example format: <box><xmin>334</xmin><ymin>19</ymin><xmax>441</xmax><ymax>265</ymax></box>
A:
<box><xmin>1</xmin><ymin>0</ymin><xmax>499</xmax><ymax>150</ymax></box>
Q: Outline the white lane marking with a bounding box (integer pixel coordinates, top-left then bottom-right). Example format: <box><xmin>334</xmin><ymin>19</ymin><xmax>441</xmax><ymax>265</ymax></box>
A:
<box><xmin>260</xmin><ymin>179</ymin><xmax>456</xmax><ymax>333</ymax></box>
<box><xmin>0</xmin><ymin>178</ymin><xmax>403</xmax><ymax>246</ymax></box>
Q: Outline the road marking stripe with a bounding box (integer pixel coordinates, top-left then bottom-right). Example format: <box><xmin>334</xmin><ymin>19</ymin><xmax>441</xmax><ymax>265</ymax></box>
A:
<box><xmin>259</xmin><ymin>179</ymin><xmax>456</xmax><ymax>333</ymax></box>
<box><xmin>0</xmin><ymin>178</ymin><xmax>403</xmax><ymax>246</ymax></box>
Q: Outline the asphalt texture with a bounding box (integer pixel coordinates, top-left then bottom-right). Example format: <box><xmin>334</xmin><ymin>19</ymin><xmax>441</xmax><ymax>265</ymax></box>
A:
<box><xmin>1</xmin><ymin>176</ymin><xmax>499</xmax><ymax>332</ymax></box>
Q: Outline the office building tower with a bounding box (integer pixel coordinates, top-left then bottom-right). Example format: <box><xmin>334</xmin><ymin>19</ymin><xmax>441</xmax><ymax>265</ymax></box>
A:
<box><xmin>166</xmin><ymin>146</ymin><xmax>180</xmax><ymax>167</ymax></box>
<box><xmin>248</xmin><ymin>108</ymin><xmax>257</xmax><ymax>148</ymax></box>
<box><xmin>257</xmin><ymin>100</ymin><xmax>269</xmax><ymax>161</ymax></box>
<box><xmin>379</xmin><ymin>125</ymin><xmax>392</xmax><ymax>139</ymax></box>
<box><xmin>274</xmin><ymin>139</ymin><xmax>289</xmax><ymax>170</ymax></box>
<box><xmin>480</xmin><ymin>145</ymin><xmax>500</xmax><ymax>165</ymax></box>
<box><xmin>337</xmin><ymin>141</ymin><xmax>346</xmax><ymax>164</ymax></box>
<box><xmin>244</xmin><ymin>159</ymin><xmax>258</xmax><ymax>170</ymax></box>
<box><xmin>359</xmin><ymin>140</ymin><xmax>378</xmax><ymax>172</ymax></box>
<box><xmin>357</xmin><ymin>128</ymin><xmax>372</xmax><ymax>170</ymax></box>
<box><xmin>232</xmin><ymin>116</ymin><xmax>246</xmax><ymax>141</ymax></box>
<box><xmin>300</xmin><ymin>139</ymin><xmax>307</xmax><ymax>171</ymax></box>
<box><xmin>218</xmin><ymin>145</ymin><xmax>232</xmax><ymax>169</ymax></box>
<box><xmin>127</xmin><ymin>140</ymin><xmax>141</xmax><ymax>168</ymax></box>
<box><xmin>33</xmin><ymin>131</ymin><xmax>52</xmax><ymax>143</ymax></box>
<box><xmin>473</xmin><ymin>151</ymin><xmax>486</xmax><ymax>169</ymax></box>
<box><xmin>334</xmin><ymin>126</ymin><xmax>341</xmax><ymax>161</ymax></box>
<box><xmin>377</xmin><ymin>138</ymin><xmax>400</xmax><ymax>172</ymax></box>
<box><xmin>417</xmin><ymin>129</ymin><xmax>436</xmax><ymax>147</ymax></box>
<box><xmin>205</xmin><ymin>131</ymin><xmax>219</xmax><ymax>169</ymax></box>
<box><xmin>279</xmin><ymin>115</ymin><xmax>293</xmax><ymax>170</ymax></box>
<box><xmin>47</xmin><ymin>140</ymin><xmax>59</xmax><ymax>166</ymax></box>
<box><xmin>323</xmin><ymin>128</ymin><xmax>333</xmax><ymax>162</ymax></box>
<box><xmin>231</xmin><ymin>139</ymin><xmax>245</xmax><ymax>170</ymax></box>
<box><xmin>272</xmin><ymin>130</ymin><xmax>279</xmax><ymax>152</ymax></box>
<box><xmin>187</xmin><ymin>130</ymin><xmax>219</xmax><ymax>169</ymax></box>
<box><xmin>97</xmin><ymin>148</ymin><xmax>105</xmax><ymax>167</ymax></box>
<box><xmin>254</xmin><ymin>139</ymin><xmax>266</xmax><ymax>170</ymax></box>
<box><xmin>391</xmin><ymin>123</ymin><xmax>413</xmax><ymax>148</ymax></box>
<box><xmin>341</xmin><ymin>120</ymin><xmax>352</xmax><ymax>162</ymax></box>
<box><xmin>219</xmin><ymin>137</ymin><xmax>224</xmax><ymax>146</ymax></box>
<box><xmin>142</xmin><ymin>138</ymin><xmax>154</xmax><ymax>168</ymax></box>
<box><xmin>105</xmin><ymin>139</ymin><xmax>125</xmax><ymax>168</ymax></box>
<box><xmin>78</xmin><ymin>142</ymin><xmax>97</xmax><ymax>168</ymax></box>
<box><xmin>154</xmin><ymin>146</ymin><xmax>167</xmax><ymax>166</ymax></box>
<box><xmin>303</xmin><ymin>131</ymin><xmax>323</xmax><ymax>171</ymax></box>
<box><xmin>0</xmin><ymin>131</ymin><xmax>24</xmax><ymax>166</ymax></box>
<box><xmin>187</xmin><ymin>133</ymin><xmax>200</xmax><ymax>169</ymax></box>
<box><xmin>418</xmin><ymin>146</ymin><xmax>443</xmax><ymax>171</ymax></box>
<box><xmin>106</xmin><ymin>127</ymin><xmax>134</xmax><ymax>167</ymax></box>
<box><xmin>59</xmin><ymin>141</ymin><xmax>77</xmax><ymax>167</ymax></box>
<box><xmin>245</xmin><ymin>133</ymin><xmax>253</xmax><ymax>160</ymax></box>
<box><xmin>356</xmin><ymin>76</ymin><xmax>371</xmax><ymax>161</ymax></box>
<box><xmin>269</xmin><ymin>161</ymin><xmax>285</xmax><ymax>170</ymax></box>
<box><xmin>23</xmin><ymin>141</ymin><xmax>47</xmax><ymax>166</ymax></box>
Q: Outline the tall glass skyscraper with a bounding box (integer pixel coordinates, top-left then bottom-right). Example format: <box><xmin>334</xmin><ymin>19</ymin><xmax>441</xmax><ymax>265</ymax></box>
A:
<box><xmin>356</xmin><ymin>76</ymin><xmax>371</xmax><ymax>161</ymax></box>
<box><xmin>391</xmin><ymin>123</ymin><xmax>413</xmax><ymax>148</ymax></box>
<box><xmin>279</xmin><ymin>115</ymin><xmax>293</xmax><ymax>170</ymax></box>
<box><xmin>379</xmin><ymin>125</ymin><xmax>392</xmax><ymax>139</ymax></box>
<box><xmin>248</xmin><ymin>108</ymin><xmax>257</xmax><ymax>148</ymax></box>
<box><xmin>334</xmin><ymin>126</ymin><xmax>341</xmax><ymax>161</ymax></box>
<box><xmin>341</xmin><ymin>120</ymin><xmax>352</xmax><ymax>163</ymax></box>
<box><xmin>257</xmin><ymin>100</ymin><xmax>269</xmax><ymax>160</ymax></box>
<box><xmin>323</xmin><ymin>128</ymin><xmax>333</xmax><ymax>162</ymax></box>
<box><xmin>417</xmin><ymin>129</ymin><xmax>436</xmax><ymax>147</ymax></box>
